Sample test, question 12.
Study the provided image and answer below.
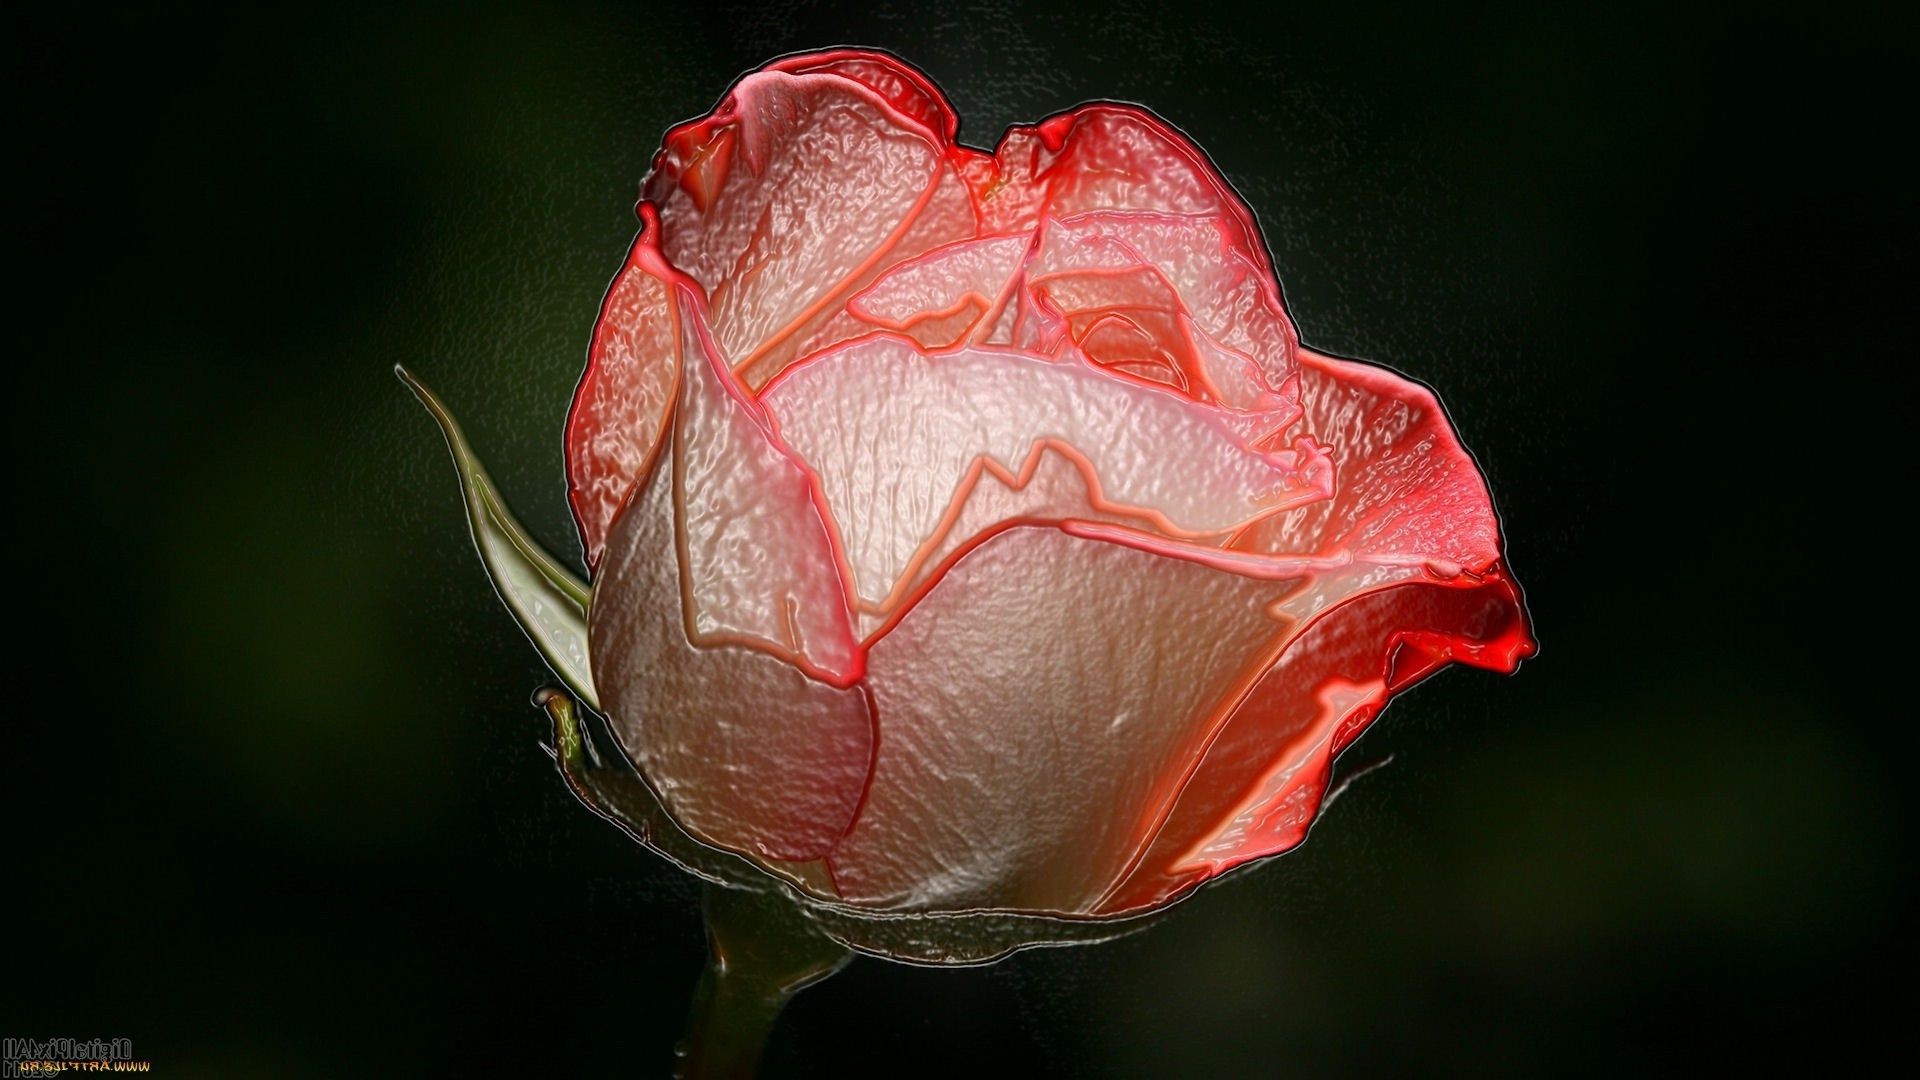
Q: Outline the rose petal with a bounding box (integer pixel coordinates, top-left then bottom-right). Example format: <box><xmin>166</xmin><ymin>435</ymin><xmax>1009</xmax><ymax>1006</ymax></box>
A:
<box><xmin>975</xmin><ymin>105</ymin><xmax>1275</xmax><ymax>279</ymax></box>
<box><xmin>588</xmin><ymin>409</ymin><xmax>875</xmax><ymax>862</ymax></box>
<box><xmin>665</xmin><ymin>284</ymin><xmax>862</xmax><ymax>685</ymax></box>
<box><xmin>1095</xmin><ymin>350</ymin><xmax>1535</xmax><ymax>912</ymax></box>
<box><xmin>1236</xmin><ymin>349</ymin><xmax>1506</xmax><ymax>566</ymax></box>
<box><xmin>735</xmin><ymin>163</ymin><xmax>980</xmax><ymax>390</ymax></box>
<box><xmin>646</xmin><ymin>68</ymin><xmax>975</xmax><ymax>388</ymax></box>
<box><xmin>565</xmin><ymin>206</ymin><xmax>683</xmax><ymax>568</ymax></box>
<box><xmin>826</xmin><ymin>525</ymin><xmax>1302</xmax><ymax>913</ymax></box>
<box><xmin>853</xmin><ymin>447</ymin><xmax>1203</xmax><ymax>640</ymax></box>
<box><xmin>1099</xmin><ymin>575</ymin><xmax>1530</xmax><ymax>913</ymax></box>
<box><xmin>847</xmin><ymin>233</ymin><xmax>1034</xmax><ymax>347</ymax></box>
<box><xmin>1073</xmin><ymin>312</ymin><xmax>1190</xmax><ymax>389</ymax></box>
<box><xmin>767</xmin><ymin>49</ymin><xmax>960</xmax><ymax>144</ymax></box>
<box><xmin>1028</xmin><ymin>267</ymin><xmax>1268</xmax><ymax>413</ymax></box>
<box><xmin>1029</xmin><ymin>212</ymin><xmax>1301</xmax><ymax>425</ymax></box>
<box><xmin>759</xmin><ymin>336</ymin><xmax>1334</xmax><ymax>618</ymax></box>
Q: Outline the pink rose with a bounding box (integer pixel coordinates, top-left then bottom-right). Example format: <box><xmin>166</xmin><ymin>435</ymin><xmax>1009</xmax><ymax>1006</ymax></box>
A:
<box><xmin>555</xmin><ymin>50</ymin><xmax>1533</xmax><ymax>922</ymax></box>
<box><xmin>410</xmin><ymin>51</ymin><xmax>1533</xmax><ymax>960</ymax></box>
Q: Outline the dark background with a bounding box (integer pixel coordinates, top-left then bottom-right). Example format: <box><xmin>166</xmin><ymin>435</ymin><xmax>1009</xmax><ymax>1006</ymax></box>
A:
<box><xmin>11</xmin><ymin>1</ymin><xmax>1911</xmax><ymax>1074</ymax></box>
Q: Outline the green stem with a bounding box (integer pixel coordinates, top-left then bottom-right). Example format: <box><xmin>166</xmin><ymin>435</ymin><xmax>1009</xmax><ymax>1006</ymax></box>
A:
<box><xmin>675</xmin><ymin>884</ymin><xmax>851</xmax><ymax>1078</ymax></box>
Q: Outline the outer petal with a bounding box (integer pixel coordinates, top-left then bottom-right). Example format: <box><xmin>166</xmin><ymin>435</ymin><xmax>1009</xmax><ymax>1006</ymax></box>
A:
<box><xmin>644</xmin><ymin>65</ymin><xmax>976</xmax><ymax>388</ymax></box>
<box><xmin>859</xmin><ymin>446</ymin><xmax>1182</xmax><ymax>640</ymax></box>
<box><xmin>566</xmin><ymin>205</ymin><xmax>682</xmax><ymax>568</ymax></box>
<box><xmin>1098</xmin><ymin>350</ymin><xmax>1534</xmax><ymax>913</ymax></box>
<box><xmin>974</xmin><ymin>104</ymin><xmax>1276</xmax><ymax>279</ymax></box>
<box><xmin>766</xmin><ymin>49</ymin><xmax>961</xmax><ymax>145</ymax></box>
<box><xmin>664</xmin><ymin>284</ymin><xmax>862</xmax><ymax>685</ymax></box>
<box><xmin>1236</xmin><ymin>350</ymin><xmax>1508</xmax><ymax>568</ymax></box>
<box><xmin>588</xmin><ymin>414</ymin><xmax>875</xmax><ymax>863</ymax></box>
<box><xmin>826</xmin><ymin>525</ymin><xmax>1303</xmax><ymax>913</ymax></box>
<box><xmin>846</xmin><ymin>233</ymin><xmax>1034</xmax><ymax>348</ymax></box>
<box><xmin>759</xmin><ymin>335</ymin><xmax>1333</xmax><ymax>620</ymax></box>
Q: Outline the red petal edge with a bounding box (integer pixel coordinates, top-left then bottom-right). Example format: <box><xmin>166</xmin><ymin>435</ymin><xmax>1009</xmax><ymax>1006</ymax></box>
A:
<box><xmin>766</xmin><ymin>49</ymin><xmax>960</xmax><ymax>144</ymax></box>
<box><xmin>566</xmin><ymin>203</ymin><xmax>682</xmax><ymax>570</ymax></box>
<box><xmin>973</xmin><ymin>103</ymin><xmax>1277</xmax><ymax>280</ymax></box>
<box><xmin>1096</xmin><ymin>351</ymin><xmax>1535</xmax><ymax>914</ymax></box>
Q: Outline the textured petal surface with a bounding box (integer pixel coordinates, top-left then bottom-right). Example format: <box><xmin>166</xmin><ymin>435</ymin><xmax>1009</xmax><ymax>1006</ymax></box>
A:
<box><xmin>589</xmin><ymin>425</ymin><xmax>874</xmax><ymax>862</ymax></box>
<box><xmin>667</xmin><ymin>285</ymin><xmax>861</xmax><ymax>684</ymax></box>
<box><xmin>1236</xmin><ymin>349</ymin><xmax>1503</xmax><ymax>566</ymax></box>
<box><xmin>760</xmin><ymin>336</ymin><xmax>1332</xmax><ymax>617</ymax></box>
<box><xmin>767</xmin><ymin>49</ymin><xmax>961</xmax><ymax>144</ymax></box>
<box><xmin>974</xmin><ymin>105</ymin><xmax>1274</xmax><ymax>277</ymax></box>
<box><xmin>1099</xmin><ymin>350</ymin><xmax>1534</xmax><ymax>912</ymax></box>
<box><xmin>645</xmin><ymin>67</ymin><xmax>975</xmax><ymax>388</ymax></box>
<box><xmin>737</xmin><ymin>164</ymin><xmax>979</xmax><ymax>389</ymax></box>
<box><xmin>839</xmin><ymin>212</ymin><xmax>1300</xmax><ymax>434</ymax></box>
<box><xmin>828</xmin><ymin>526</ymin><xmax>1301</xmax><ymax>913</ymax></box>
<box><xmin>847</xmin><ymin>233</ymin><xmax>1033</xmax><ymax>347</ymax></box>
<box><xmin>1032</xmin><ymin>212</ymin><xmax>1300</xmax><ymax>421</ymax></box>
<box><xmin>565</xmin><ymin>207</ymin><xmax>684</xmax><ymax>567</ymax></box>
<box><xmin>1102</xmin><ymin>578</ymin><xmax>1529</xmax><ymax>912</ymax></box>
<box><xmin>851</xmin><ymin>446</ymin><xmax>1175</xmax><ymax>639</ymax></box>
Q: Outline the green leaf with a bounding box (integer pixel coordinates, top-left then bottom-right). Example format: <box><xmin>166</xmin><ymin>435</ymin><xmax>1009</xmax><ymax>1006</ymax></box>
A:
<box><xmin>399</xmin><ymin>366</ymin><xmax>598</xmax><ymax>709</ymax></box>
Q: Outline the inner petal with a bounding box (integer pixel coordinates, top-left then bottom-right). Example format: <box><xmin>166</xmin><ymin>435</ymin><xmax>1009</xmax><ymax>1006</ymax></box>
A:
<box><xmin>1073</xmin><ymin>312</ymin><xmax>1189</xmax><ymax>391</ymax></box>
<box><xmin>759</xmin><ymin>336</ymin><xmax>1334</xmax><ymax>617</ymax></box>
<box><xmin>1033</xmin><ymin>212</ymin><xmax>1302</xmax><ymax>420</ymax></box>
<box><xmin>848</xmin><ymin>232</ymin><xmax>1034</xmax><ymax>347</ymax></box>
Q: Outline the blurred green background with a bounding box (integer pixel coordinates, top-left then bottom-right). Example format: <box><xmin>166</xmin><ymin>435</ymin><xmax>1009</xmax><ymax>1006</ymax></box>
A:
<box><xmin>10</xmin><ymin>1</ymin><xmax>1909</xmax><ymax>1074</ymax></box>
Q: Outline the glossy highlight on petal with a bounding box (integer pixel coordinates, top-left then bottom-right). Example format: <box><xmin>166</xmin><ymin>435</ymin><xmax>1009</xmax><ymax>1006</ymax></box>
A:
<box><xmin>1102</xmin><ymin>349</ymin><xmax>1536</xmax><ymax>913</ymax></box>
<box><xmin>829</xmin><ymin>525</ymin><xmax>1302</xmax><ymax>913</ymax></box>
<box><xmin>760</xmin><ymin>334</ymin><xmax>1333</xmax><ymax>619</ymax></box>
<box><xmin>588</xmin><ymin>394</ymin><xmax>875</xmax><ymax>863</ymax></box>
<box><xmin>666</xmin><ymin>284</ymin><xmax>863</xmax><ymax>686</ymax></box>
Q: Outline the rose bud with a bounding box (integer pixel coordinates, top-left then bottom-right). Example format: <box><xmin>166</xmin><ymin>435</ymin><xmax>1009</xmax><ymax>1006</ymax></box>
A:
<box><xmin>408</xmin><ymin>49</ymin><xmax>1533</xmax><ymax>966</ymax></box>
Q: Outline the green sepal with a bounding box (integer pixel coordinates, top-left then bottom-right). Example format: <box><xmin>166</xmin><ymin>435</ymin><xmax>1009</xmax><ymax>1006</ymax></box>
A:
<box><xmin>399</xmin><ymin>366</ymin><xmax>598</xmax><ymax>708</ymax></box>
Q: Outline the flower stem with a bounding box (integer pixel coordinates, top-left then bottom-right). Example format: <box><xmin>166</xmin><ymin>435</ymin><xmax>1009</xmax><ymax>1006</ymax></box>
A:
<box><xmin>675</xmin><ymin>883</ymin><xmax>851</xmax><ymax>1078</ymax></box>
